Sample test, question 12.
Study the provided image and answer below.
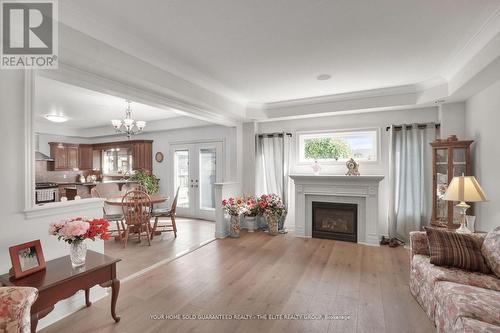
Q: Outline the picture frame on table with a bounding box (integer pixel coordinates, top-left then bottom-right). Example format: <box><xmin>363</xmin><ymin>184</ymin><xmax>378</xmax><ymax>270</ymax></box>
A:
<box><xmin>9</xmin><ymin>240</ymin><xmax>46</xmax><ymax>279</ymax></box>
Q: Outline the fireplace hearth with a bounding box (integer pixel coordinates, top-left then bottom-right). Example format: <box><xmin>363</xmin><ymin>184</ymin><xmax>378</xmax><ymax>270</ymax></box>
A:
<box><xmin>312</xmin><ymin>201</ymin><xmax>357</xmax><ymax>242</ymax></box>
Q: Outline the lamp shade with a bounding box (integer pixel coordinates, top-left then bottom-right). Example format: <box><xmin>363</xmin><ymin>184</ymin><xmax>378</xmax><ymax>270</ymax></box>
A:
<box><xmin>443</xmin><ymin>175</ymin><xmax>487</xmax><ymax>202</ymax></box>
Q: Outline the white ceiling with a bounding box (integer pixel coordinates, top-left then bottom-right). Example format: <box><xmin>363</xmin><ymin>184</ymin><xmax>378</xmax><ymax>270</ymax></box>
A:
<box><xmin>62</xmin><ymin>0</ymin><xmax>500</xmax><ymax>104</ymax></box>
<box><xmin>35</xmin><ymin>76</ymin><xmax>182</xmax><ymax>129</ymax></box>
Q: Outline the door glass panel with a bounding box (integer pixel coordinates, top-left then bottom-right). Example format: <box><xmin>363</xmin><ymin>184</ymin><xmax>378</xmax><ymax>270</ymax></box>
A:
<box><xmin>174</xmin><ymin>150</ymin><xmax>189</xmax><ymax>208</ymax></box>
<box><xmin>199</xmin><ymin>148</ymin><xmax>216</xmax><ymax>210</ymax></box>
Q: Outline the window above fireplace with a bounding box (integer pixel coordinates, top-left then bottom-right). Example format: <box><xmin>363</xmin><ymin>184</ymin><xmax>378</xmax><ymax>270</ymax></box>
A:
<box><xmin>297</xmin><ymin>129</ymin><xmax>378</xmax><ymax>164</ymax></box>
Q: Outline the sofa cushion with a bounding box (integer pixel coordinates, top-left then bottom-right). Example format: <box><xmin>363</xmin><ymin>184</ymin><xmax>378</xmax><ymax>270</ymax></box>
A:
<box><xmin>426</xmin><ymin>228</ymin><xmax>490</xmax><ymax>273</ymax></box>
<box><xmin>456</xmin><ymin>318</ymin><xmax>500</xmax><ymax>333</ymax></box>
<box><xmin>413</xmin><ymin>255</ymin><xmax>500</xmax><ymax>292</ymax></box>
<box><xmin>0</xmin><ymin>287</ymin><xmax>38</xmax><ymax>333</ymax></box>
<box><xmin>482</xmin><ymin>226</ymin><xmax>500</xmax><ymax>278</ymax></box>
<box><xmin>434</xmin><ymin>281</ymin><xmax>500</xmax><ymax>333</ymax></box>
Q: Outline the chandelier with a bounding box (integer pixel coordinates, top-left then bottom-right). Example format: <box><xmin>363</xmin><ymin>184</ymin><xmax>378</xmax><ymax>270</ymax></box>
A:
<box><xmin>111</xmin><ymin>100</ymin><xmax>146</xmax><ymax>139</ymax></box>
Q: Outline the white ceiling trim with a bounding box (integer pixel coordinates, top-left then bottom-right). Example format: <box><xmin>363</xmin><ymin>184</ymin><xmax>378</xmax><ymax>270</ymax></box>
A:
<box><xmin>56</xmin><ymin>2</ymin><xmax>500</xmax><ymax>123</ymax></box>
<box><xmin>39</xmin><ymin>63</ymin><xmax>242</xmax><ymax>127</ymax></box>
<box><xmin>441</xmin><ymin>6</ymin><xmax>500</xmax><ymax>81</ymax></box>
<box><xmin>58</xmin><ymin>1</ymin><xmax>248</xmax><ymax>106</ymax></box>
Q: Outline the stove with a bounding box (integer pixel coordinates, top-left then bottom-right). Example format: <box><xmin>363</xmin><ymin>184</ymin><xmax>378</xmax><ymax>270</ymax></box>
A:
<box><xmin>35</xmin><ymin>182</ymin><xmax>58</xmax><ymax>189</ymax></box>
<box><xmin>35</xmin><ymin>183</ymin><xmax>59</xmax><ymax>204</ymax></box>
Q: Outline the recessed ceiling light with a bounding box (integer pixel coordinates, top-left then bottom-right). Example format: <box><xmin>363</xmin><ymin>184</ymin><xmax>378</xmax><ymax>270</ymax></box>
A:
<box><xmin>44</xmin><ymin>114</ymin><xmax>68</xmax><ymax>123</ymax></box>
<box><xmin>317</xmin><ymin>74</ymin><xmax>331</xmax><ymax>81</ymax></box>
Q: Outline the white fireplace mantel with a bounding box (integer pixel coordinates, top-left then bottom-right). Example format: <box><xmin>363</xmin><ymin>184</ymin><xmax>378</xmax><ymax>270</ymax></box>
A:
<box><xmin>289</xmin><ymin>174</ymin><xmax>384</xmax><ymax>246</ymax></box>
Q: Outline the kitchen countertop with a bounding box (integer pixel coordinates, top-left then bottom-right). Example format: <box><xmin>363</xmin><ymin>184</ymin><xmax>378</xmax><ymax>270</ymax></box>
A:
<box><xmin>56</xmin><ymin>180</ymin><xmax>137</xmax><ymax>186</ymax></box>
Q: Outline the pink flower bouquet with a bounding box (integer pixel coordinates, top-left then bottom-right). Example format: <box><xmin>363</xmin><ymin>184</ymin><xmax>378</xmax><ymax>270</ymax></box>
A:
<box><xmin>49</xmin><ymin>217</ymin><xmax>110</xmax><ymax>244</ymax></box>
<box><xmin>222</xmin><ymin>197</ymin><xmax>244</xmax><ymax>216</ymax></box>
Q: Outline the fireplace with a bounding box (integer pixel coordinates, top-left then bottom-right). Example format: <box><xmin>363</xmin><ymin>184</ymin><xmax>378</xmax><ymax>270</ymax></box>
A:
<box><xmin>312</xmin><ymin>201</ymin><xmax>357</xmax><ymax>242</ymax></box>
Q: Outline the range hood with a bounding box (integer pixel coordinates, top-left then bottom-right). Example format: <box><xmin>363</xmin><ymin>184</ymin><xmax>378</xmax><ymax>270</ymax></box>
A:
<box><xmin>35</xmin><ymin>134</ymin><xmax>54</xmax><ymax>161</ymax></box>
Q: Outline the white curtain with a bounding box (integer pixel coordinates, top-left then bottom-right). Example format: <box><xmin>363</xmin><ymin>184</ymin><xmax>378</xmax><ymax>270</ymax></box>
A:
<box><xmin>255</xmin><ymin>134</ymin><xmax>291</xmax><ymax>229</ymax></box>
<box><xmin>388</xmin><ymin>124</ymin><xmax>437</xmax><ymax>241</ymax></box>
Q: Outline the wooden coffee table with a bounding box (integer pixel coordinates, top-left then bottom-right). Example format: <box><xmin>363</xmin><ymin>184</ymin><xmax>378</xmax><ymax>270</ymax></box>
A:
<box><xmin>0</xmin><ymin>250</ymin><xmax>121</xmax><ymax>332</ymax></box>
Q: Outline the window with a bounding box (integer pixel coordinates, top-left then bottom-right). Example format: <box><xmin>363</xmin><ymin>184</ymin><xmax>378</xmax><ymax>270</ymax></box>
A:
<box><xmin>298</xmin><ymin>129</ymin><xmax>378</xmax><ymax>163</ymax></box>
<box><xmin>102</xmin><ymin>148</ymin><xmax>133</xmax><ymax>175</ymax></box>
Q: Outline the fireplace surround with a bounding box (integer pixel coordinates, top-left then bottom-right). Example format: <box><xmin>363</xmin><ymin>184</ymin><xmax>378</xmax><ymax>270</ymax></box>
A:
<box><xmin>289</xmin><ymin>174</ymin><xmax>384</xmax><ymax>246</ymax></box>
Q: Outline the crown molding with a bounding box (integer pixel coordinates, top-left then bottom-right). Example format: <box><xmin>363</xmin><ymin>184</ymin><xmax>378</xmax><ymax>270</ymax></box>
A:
<box><xmin>58</xmin><ymin>1</ymin><xmax>248</xmax><ymax>107</ymax></box>
<box><xmin>441</xmin><ymin>5</ymin><xmax>500</xmax><ymax>80</ymax></box>
<box><xmin>262</xmin><ymin>84</ymin><xmax>418</xmax><ymax>110</ymax></box>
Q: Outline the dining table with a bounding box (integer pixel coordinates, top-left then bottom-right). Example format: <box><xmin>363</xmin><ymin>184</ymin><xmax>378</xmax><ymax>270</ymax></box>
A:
<box><xmin>104</xmin><ymin>194</ymin><xmax>169</xmax><ymax>206</ymax></box>
<box><xmin>104</xmin><ymin>194</ymin><xmax>170</xmax><ymax>239</ymax></box>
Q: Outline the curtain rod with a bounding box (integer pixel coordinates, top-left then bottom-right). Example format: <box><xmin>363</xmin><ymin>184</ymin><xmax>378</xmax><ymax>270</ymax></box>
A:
<box><xmin>257</xmin><ymin>132</ymin><xmax>293</xmax><ymax>138</ymax></box>
<box><xmin>385</xmin><ymin>123</ymin><xmax>440</xmax><ymax>132</ymax></box>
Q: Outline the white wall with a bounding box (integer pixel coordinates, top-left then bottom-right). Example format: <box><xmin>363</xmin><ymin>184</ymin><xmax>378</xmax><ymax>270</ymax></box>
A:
<box><xmin>439</xmin><ymin>102</ymin><xmax>466</xmax><ymax>139</ymax></box>
<box><xmin>465</xmin><ymin>79</ymin><xmax>500</xmax><ymax>232</ymax></box>
<box><xmin>257</xmin><ymin>107</ymin><xmax>439</xmax><ymax>236</ymax></box>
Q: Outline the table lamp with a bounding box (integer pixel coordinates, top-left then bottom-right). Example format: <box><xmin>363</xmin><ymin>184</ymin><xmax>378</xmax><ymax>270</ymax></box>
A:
<box><xmin>443</xmin><ymin>174</ymin><xmax>487</xmax><ymax>233</ymax></box>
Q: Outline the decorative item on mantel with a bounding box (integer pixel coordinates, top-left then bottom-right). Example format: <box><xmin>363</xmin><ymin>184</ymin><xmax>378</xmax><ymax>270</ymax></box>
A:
<box><xmin>345</xmin><ymin>158</ymin><xmax>360</xmax><ymax>176</ymax></box>
<box><xmin>222</xmin><ymin>197</ymin><xmax>243</xmax><ymax>238</ymax></box>
<box><xmin>49</xmin><ymin>217</ymin><xmax>110</xmax><ymax>267</ymax></box>
<box><xmin>311</xmin><ymin>160</ymin><xmax>321</xmax><ymax>175</ymax></box>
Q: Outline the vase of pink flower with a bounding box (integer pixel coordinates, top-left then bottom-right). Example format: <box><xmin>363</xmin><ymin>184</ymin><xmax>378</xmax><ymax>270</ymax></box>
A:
<box><xmin>49</xmin><ymin>217</ymin><xmax>110</xmax><ymax>267</ymax></box>
<box><xmin>243</xmin><ymin>196</ymin><xmax>259</xmax><ymax>232</ymax></box>
<box><xmin>222</xmin><ymin>197</ymin><xmax>244</xmax><ymax>238</ymax></box>
<box><xmin>259</xmin><ymin>194</ymin><xmax>285</xmax><ymax>236</ymax></box>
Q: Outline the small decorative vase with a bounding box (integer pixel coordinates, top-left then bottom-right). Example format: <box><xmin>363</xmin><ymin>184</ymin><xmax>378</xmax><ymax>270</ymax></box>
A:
<box><xmin>266</xmin><ymin>214</ymin><xmax>279</xmax><ymax>236</ymax></box>
<box><xmin>70</xmin><ymin>241</ymin><xmax>87</xmax><ymax>267</ymax></box>
<box><xmin>311</xmin><ymin>160</ymin><xmax>321</xmax><ymax>176</ymax></box>
<box><xmin>230</xmin><ymin>215</ymin><xmax>241</xmax><ymax>238</ymax></box>
<box><xmin>245</xmin><ymin>216</ymin><xmax>257</xmax><ymax>232</ymax></box>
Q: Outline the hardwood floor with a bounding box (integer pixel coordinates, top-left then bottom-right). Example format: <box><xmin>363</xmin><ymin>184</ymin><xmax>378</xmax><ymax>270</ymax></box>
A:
<box><xmin>41</xmin><ymin>231</ymin><xmax>435</xmax><ymax>333</ymax></box>
<box><xmin>105</xmin><ymin>218</ymin><xmax>215</xmax><ymax>279</ymax></box>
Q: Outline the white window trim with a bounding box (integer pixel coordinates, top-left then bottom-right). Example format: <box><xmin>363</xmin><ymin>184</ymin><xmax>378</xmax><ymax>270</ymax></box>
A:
<box><xmin>295</xmin><ymin>127</ymin><xmax>381</xmax><ymax>166</ymax></box>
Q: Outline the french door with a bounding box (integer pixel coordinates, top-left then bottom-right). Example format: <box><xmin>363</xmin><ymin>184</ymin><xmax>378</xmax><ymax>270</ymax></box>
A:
<box><xmin>171</xmin><ymin>142</ymin><xmax>223</xmax><ymax>220</ymax></box>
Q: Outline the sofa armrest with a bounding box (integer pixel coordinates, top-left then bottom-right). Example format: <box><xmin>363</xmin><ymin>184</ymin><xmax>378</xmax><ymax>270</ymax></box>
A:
<box><xmin>0</xmin><ymin>287</ymin><xmax>38</xmax><ymax>333</ymax></box>
<box><xmin>409</xmin><ymin>231</ymin><xmax>429</xmax><ymax>259</ymax></box>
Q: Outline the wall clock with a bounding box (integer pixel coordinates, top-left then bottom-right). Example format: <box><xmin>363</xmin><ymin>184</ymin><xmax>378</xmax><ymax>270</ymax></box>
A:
<box><xmin>155</xmin><ymin>152</ymin><xmax>164</xmax><ymax>163</ymax></box>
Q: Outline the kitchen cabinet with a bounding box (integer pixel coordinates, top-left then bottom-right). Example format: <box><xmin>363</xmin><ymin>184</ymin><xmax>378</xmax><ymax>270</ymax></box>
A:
<box><xmin>132</xmin><ymin>141</ymin><xmax>153</xmax><ymax>171</ymax></box>
<box><xmin>49</xmin><ymin>143</ymin><xmax>79</xmax><ymax>171</ymax></box>
<box><xmin>78</xmin><ymin>144</ymin><xmax>94</xmax><ymax>170</ymax></box>
<box><xmin>48</xmin><ymin>140</ymin><xmax>153</xmax><ymax>173</ymax></box>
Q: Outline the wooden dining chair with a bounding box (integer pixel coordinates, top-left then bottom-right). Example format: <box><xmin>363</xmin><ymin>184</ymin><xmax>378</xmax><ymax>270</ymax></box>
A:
<box><xmin>150</xmin><ymin>187</ymin><xmax>180</xmax><ymax>239</ymax></box>
<box><xmin>121</xmin><ymin>189</ymin><xmax>152</xmax><ymax>248</ymax></box>
<box><xmin>90</xmin><ymin>187</ymin><xmax>124</xmax><ymax>237</ymax></box>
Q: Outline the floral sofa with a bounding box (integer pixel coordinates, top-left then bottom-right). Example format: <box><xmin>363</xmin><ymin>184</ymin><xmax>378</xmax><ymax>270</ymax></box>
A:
<box><xmin>409</xmin><ymin>231</ymin><xmax>500</xmax><ymax>333</ymax></box>
<box><xmin>0</xmin><ymin>287</ymin><xmax>38</xmax><ymax>333</ymax></box>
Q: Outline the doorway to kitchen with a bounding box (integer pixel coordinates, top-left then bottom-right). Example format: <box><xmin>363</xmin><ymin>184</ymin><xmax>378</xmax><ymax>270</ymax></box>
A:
<box><xmin>171</xmin><ymin>141</ymin><xmax>223</xmax><ymax>221</ymax></box>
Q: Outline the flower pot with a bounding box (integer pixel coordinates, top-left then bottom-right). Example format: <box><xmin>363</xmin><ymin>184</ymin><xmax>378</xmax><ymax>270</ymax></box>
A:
<box><xmin>266</xmin><ymin>214</ymin><xmax>279</xmax><ymax>236</ymax></box>
<box><xmin>70</xmin><ymin>241</ymin><xmax>87</xmax><ymax>267</ymax></box>
<box><xmin>245</xmin><ymin>216</ymin><xmax>257</xmax><ymax>232</ymax></box>
<box><xmin>229</xmin><ymin>215</ymin><xmax>241</xmax><ymax>238</ymax></box>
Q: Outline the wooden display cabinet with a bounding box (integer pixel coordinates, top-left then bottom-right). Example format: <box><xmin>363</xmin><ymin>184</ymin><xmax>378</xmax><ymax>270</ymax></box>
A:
<box><xmin>430</xmin><ymin>136</ymin><xmax>473</xmax><ymax>228</ymax></box>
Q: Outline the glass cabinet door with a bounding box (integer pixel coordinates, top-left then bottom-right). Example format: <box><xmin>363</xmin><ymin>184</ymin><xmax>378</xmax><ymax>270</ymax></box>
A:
<box><xmin>435</xmin><ymin>148</ymin><xmax>448</xmax><ymax>223</ymax></box>
<box><xmin>452</xmin><ymin>147</ymin><xmax>467</xmax><ymax>223</ymax></box>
